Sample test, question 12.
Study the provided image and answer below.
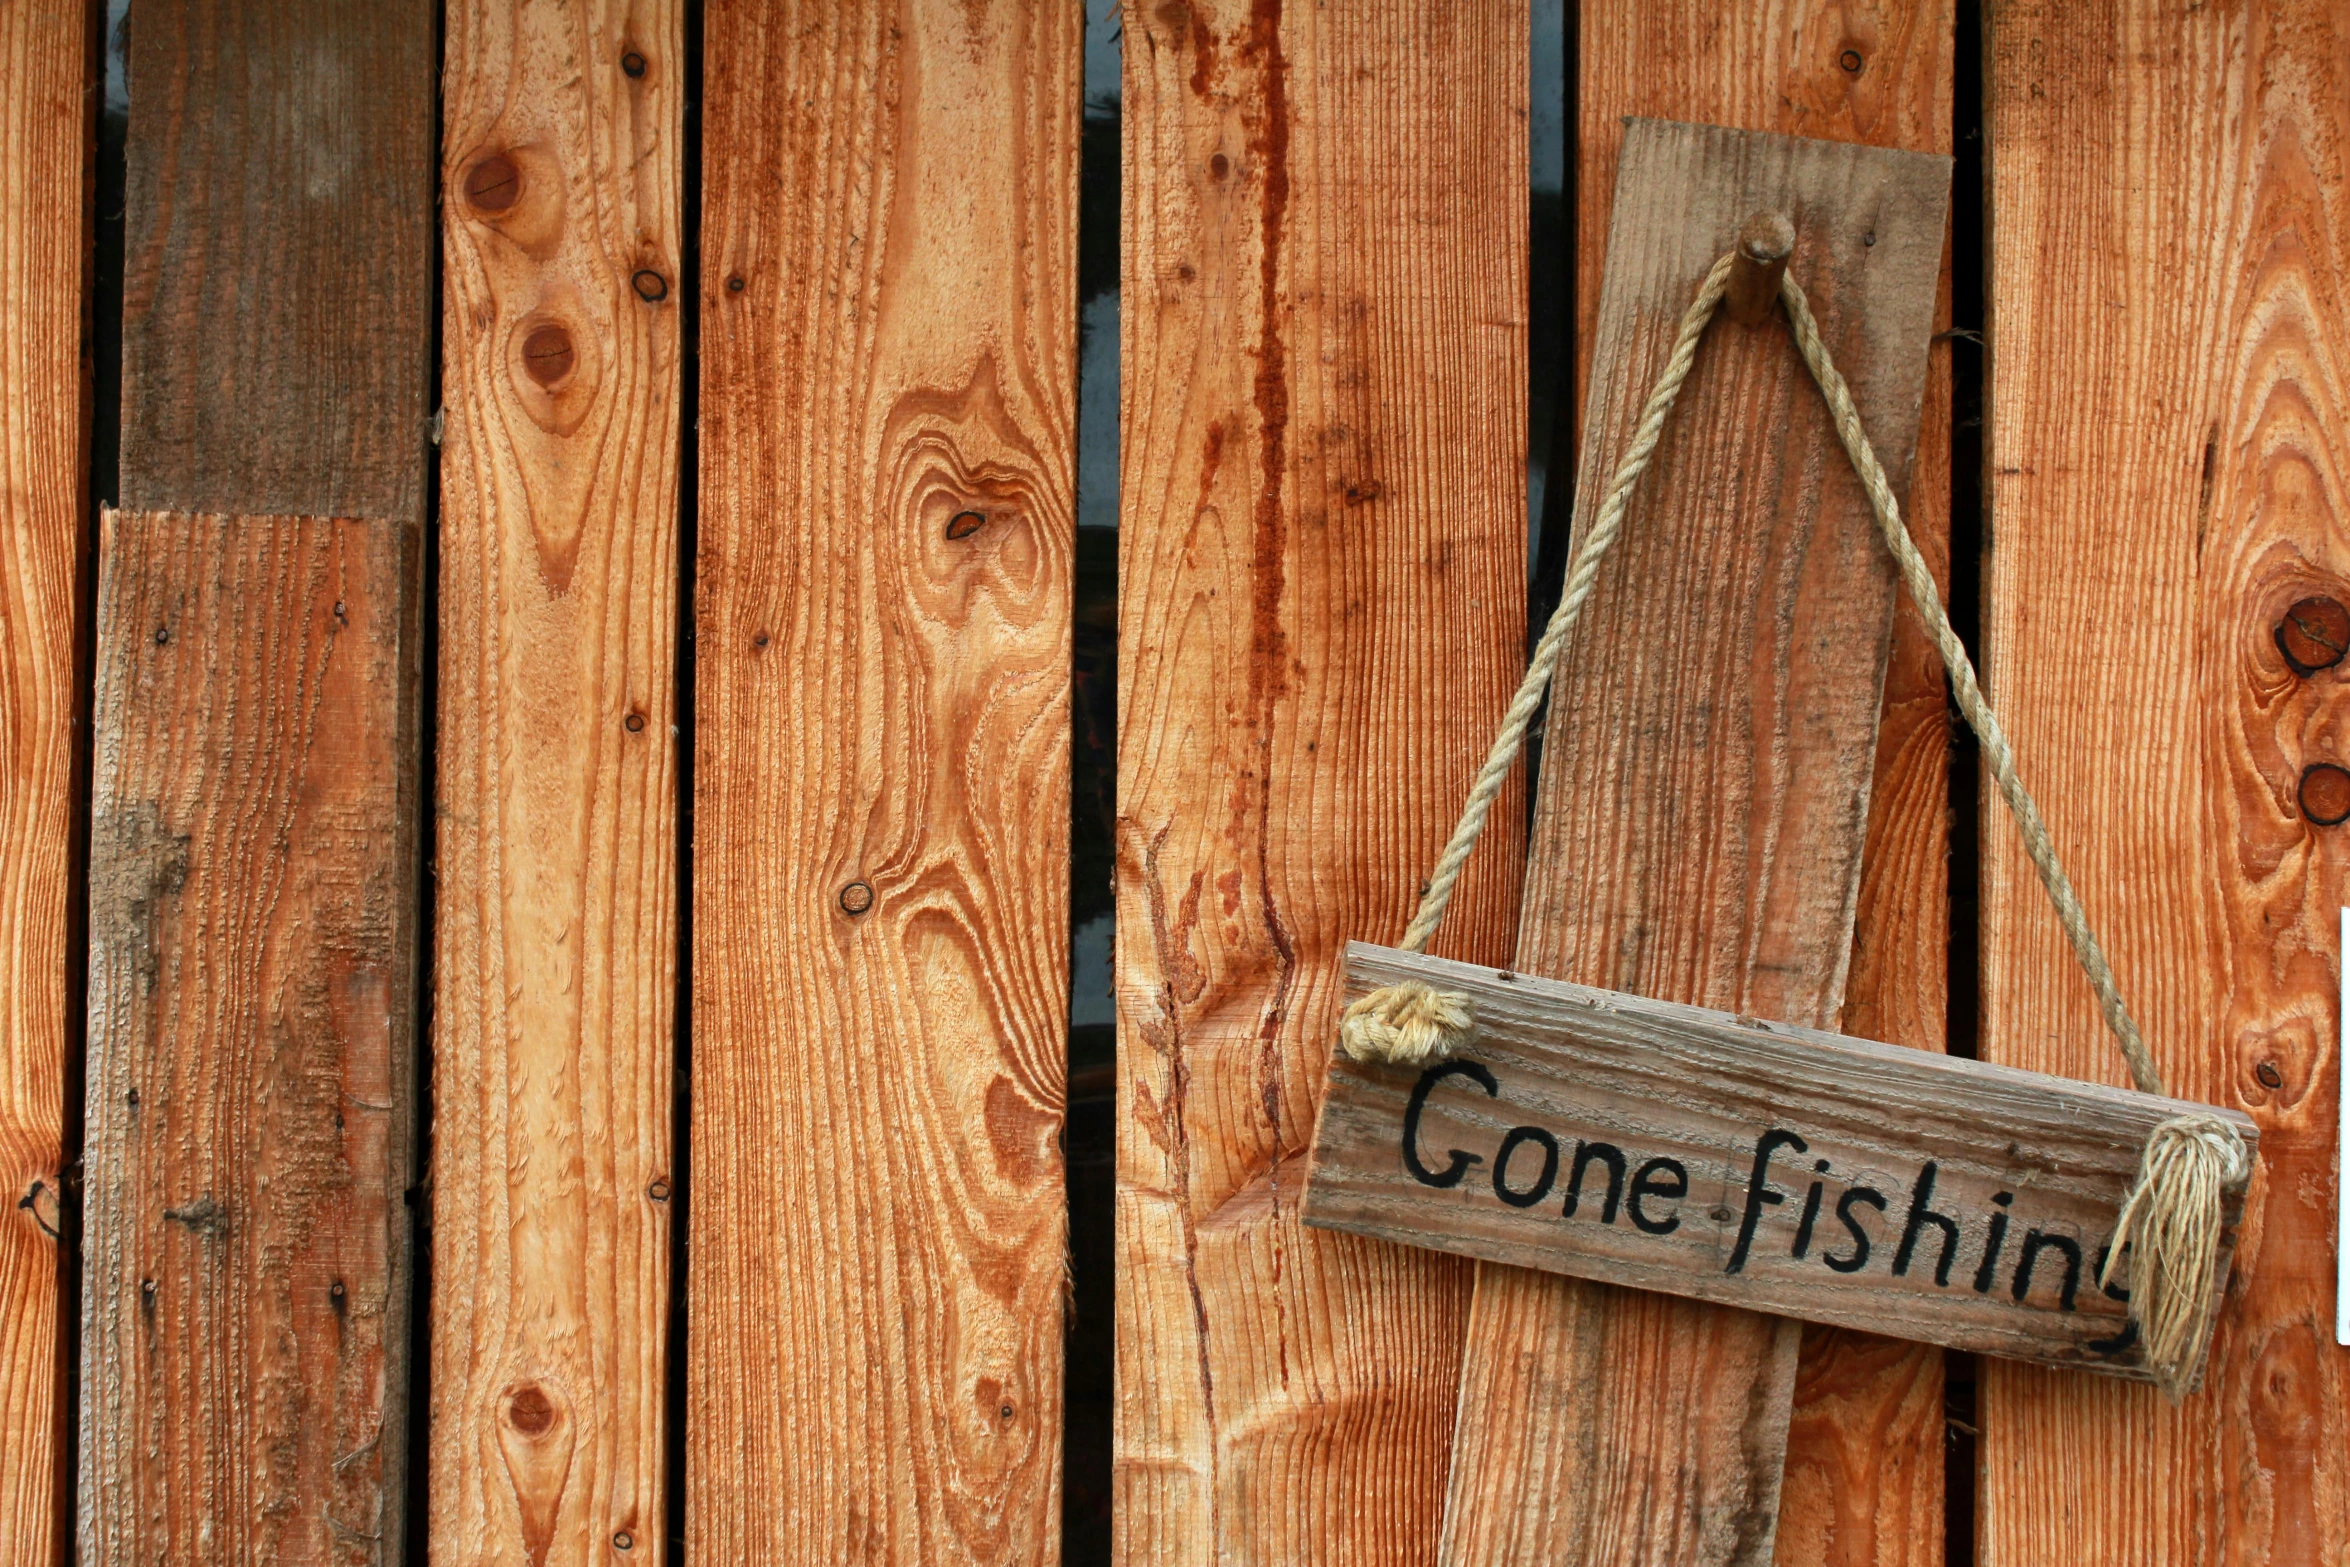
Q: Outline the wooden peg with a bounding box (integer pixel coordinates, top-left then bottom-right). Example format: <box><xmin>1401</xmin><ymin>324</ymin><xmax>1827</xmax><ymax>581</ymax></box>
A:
<box><xmin>1726</xmin><ymin>211</ymin><xmax>1795</xmax><ymax>326</ymax></box>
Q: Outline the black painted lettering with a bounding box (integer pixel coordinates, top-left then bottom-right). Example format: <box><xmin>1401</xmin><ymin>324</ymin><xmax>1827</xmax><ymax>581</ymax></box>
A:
<box><xmin>2011</xmin><ymin>1230</ymin><xmax>2083</xmax><ymax>1312</ymax></box>
<box><xmin>1402</xmin><ymin>1061</ymin><xmax>1497</xmax><ymax>1188</ymax></box>
<box><xmin>1791</xmin><ymin>1158</ymin><xmax>1831</xmax><ymax>1260</ymax></box>
<box><xmin>1726</xmin><ymin>1129</ymin><xmax>1806</xmax><ymax>1275</ymax></box>
<box><xmin>1972</xmin><ymin>1191</ymin><xmax>2014</xmax><ymax>1294</ymax></box>
<box><xmin>1492</xmin><ymin>1126</ymin><xmax>1560</xmax><ymax>1209</ymax></box>
<box><xmin>1893</xmin><ymin>1161</ymin><xmax>1961</xmax><ymax>1286</ymax></box>
<box><xmin>1626</xmin><ymin>1158</ymin><xmax>1687</xmax><ymax>1235</ymax></box>
<box><xmin>1823</xmin><ymin>1186</ymin><xmax>1885</xmax><ymax>1274</ymax></box>
<box><xmin>1563</xmin><ymin>1141</ymin><xmax>1626</xmax><ymax>1224</ymax></box>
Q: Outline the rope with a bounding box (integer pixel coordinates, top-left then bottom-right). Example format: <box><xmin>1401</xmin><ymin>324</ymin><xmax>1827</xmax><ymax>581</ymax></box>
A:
<box><xmin>1338</xmin><ymin>244</ymin><xmax>2255</xmax><ymax>1399</ymax></box>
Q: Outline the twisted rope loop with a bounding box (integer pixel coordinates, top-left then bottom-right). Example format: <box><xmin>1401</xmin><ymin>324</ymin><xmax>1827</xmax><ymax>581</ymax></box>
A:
<box><xmin>1340</xmin><ymin>246</ymin><xmax>2255</xmax><ymax>1397</ymax></box>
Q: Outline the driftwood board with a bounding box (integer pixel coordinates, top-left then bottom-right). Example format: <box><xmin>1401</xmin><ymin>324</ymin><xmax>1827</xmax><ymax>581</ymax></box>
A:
<box><xmin>1436</xmin><ymin>118</ymin><xmax>1950</xmax><ymax>1567</ymax></box>
<box><xmin>690</xmin><ymin>3</ymin><xmax>1076</xmax><ymax>1560</ymax></box>
<box><xmin>1306</xmin><ymin>944</ymin><xmax>2256</xmax><ymax>1377</ymax></box>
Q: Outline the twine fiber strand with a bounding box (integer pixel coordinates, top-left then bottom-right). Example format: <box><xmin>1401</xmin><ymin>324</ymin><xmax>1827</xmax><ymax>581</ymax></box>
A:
<box><xmin>1339</xmin><ymin>246</ymin><xmax>2254</xmax><ymax>1399</ymax></box>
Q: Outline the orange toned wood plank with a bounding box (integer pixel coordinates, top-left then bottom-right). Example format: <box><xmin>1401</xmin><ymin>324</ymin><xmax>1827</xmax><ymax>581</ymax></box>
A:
<box><xmin>1978</xmin><ymin>2</ymin><xmax>2350</xmax><ymax>1560</ymax></box>
<box><xmin>1112</xmin><ymin>3</ymin><xmax>1528</xmax><ymax>1562</ymax></box>
<box><xmin>690</xmin><ymin>3</ymin><xmax>1078</xmax><ymax>1560</ymax></box>
<box><xmin>81</xmin><ymin>511</ymin><xmax>421</xmax><ymax>1565</ymax></box>
<box><xmin>1581</xmin><ymin>16</ymin><xmax>1960</xmax><ymax>1563</ymax></box>
<box><xmin>0</xmin><ymin>0</ymin><xmax>88</xmax><ymax>1558</ymax></box>
<box><xmin>1437</xmin><ymin>120</ymin><xmax>1948</xmax><ymax>1567</ymax></box>
<box><xmin>119</xmin><ymin>0</ymin><xmax>434</xmax><ymax>522</ymax></box>
<box><xmin>430</xmin><ymin>4</ymin><xmax>681</xmax><ymax>1563</ymax></box>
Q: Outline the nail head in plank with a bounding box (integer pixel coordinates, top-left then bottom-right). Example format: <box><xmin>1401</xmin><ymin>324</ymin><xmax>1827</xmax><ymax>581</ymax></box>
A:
<box><xmin>431</xmin><ymin>2</ymin><xmax>682</xmax><ymax>1562</ymax></box>
<box><xmin>1438</xmin><ymin>118</ymin><xmax>1951</xmax><ymax>1567</ymax></box>
<box><xmin>80</xmin><ymin>510</ymin><xmax>422</xmax><ymax>1567</ymax></box>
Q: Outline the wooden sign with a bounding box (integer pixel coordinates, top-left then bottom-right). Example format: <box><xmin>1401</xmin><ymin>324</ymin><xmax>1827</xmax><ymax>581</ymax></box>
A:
<box><xmin>1304</xmin><ymin>944</ymin><xmax>2258</xmax><ymax>1382</ymax></box>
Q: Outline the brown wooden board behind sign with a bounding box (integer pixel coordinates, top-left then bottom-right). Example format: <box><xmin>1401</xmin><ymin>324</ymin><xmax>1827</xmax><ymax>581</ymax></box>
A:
<box><xmin>1305</xmin><ymin>944</ymin><xmax>2255</xmax><ymax>1383</ymax></box>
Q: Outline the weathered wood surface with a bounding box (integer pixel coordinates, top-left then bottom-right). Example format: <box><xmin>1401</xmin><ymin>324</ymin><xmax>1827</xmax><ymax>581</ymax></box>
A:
<box><xmin>85</xmin><ymin>4</ymin><xmax>433</xmax><ymax>1559</ymax></box>
<box><xmin>0</xmin><ymin>0</ymin><xmax>87</xmax><ymax>1557</ymax></box>
<box><xmin>120</xmin><ymin>0</ymin><xmax>433</xmax><ymax>523</ymax></box>
<box><xmin>1438</xmin><ymin>118</ymin><xmax>1950</xmax><ymax>1567</ymax></box>
<box><xmin>1567</xmin><ymin>10</ymin><xmax>1961</xmax><ymax>1561</ymax></box>
<box><xmin>1979</xmin><ymin>2</ymin><xmax>2350</xmax><ymax>1560</ymax></box>
<box><xmin>82</xmin><ymin>511</ymin><xmax>421</xmax><ymax>1565</ymax></box>
<box><xmin>692</xmin><ymin>3</ymin><xmax>1077</xmax><ymax>1560</ymax></box>
<box><xmin>432</xmin><ymin>3</ymin><xmax>681</xmax><ymax>1563</ymax></box>
<box><xmin>1112</xmin><ymin>2</ymin><xmax>1529</xmax><ymax>1563</ymax></box>
<box><xmin>1307</xmin><ymin>944</ymin><xmax>2255</xmax><ymax>1375</ymax></box>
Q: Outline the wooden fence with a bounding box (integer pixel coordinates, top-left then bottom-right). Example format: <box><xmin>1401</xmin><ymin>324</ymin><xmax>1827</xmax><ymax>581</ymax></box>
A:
<box><xmin>0</xmin><ymin>0</ymin><xmax>2344</xmax><ymax>1563</ymax></box>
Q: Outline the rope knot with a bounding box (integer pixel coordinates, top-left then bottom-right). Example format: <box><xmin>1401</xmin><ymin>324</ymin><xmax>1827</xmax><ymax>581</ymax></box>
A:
<box><xmin>1338</xmin><ymin>982</ymin><xmax>1476</xmax><ymax>1068</ymax></box>
<box><xmin>2100</xmin><ymin>1112</ymin><xmax>2254</xmax><ymax>1398</ymax></box>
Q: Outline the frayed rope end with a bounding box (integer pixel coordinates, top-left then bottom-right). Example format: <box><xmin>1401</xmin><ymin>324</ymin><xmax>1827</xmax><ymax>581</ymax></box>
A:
<box><xmin>1338</xmin><ymin>982</ymin><xmax>1476</xmax><ymax>1068</ymax></box>
<box><xmin>2099</xmin><ymin>1112</ymin><xmax>2254</xmax><ymax>1400</ymax></box>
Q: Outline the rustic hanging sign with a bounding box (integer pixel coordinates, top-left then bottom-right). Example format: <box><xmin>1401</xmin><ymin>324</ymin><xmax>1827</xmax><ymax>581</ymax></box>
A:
<box><xmin>1303</xmin><ymin>942</ymin><xmax>2257</xmax><ymax>1382</ymax></box>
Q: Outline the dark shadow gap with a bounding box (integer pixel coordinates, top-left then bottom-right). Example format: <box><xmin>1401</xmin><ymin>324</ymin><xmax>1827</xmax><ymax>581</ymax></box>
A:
<box><xmin>1524</xmin><ymin>0</ymin><xmax>1576</xmax><ymax>798</ymax></box>
<box><xmin>664</xmin><ymin>0</ymin><xmax>704</xmax><ymax>1558</ymax></box>
<box><xmin>402</xmin><ymin>0</ymin><xmax>448</xmax><ymax>1558</ymax></box>
<box><xmin>1944</xmin><ymin>0</ymin><xmax>1988</xmax><ymax>1561</ymax></box>
<box><xmin>61</xmin><ymin>3</ymin><xmax>130</xmax><ymax>1558</ymax></box>
<box><xmin>1061</xmin><ymin>5</ymin><xmax>1120</xmax><ymax>1561</ymax></box>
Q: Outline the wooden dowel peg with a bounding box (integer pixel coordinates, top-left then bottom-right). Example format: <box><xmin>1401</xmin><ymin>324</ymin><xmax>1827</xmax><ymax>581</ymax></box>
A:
<box><xmin>1726</xmin><ymin>211</ymin><xmax>1795</xmax><ymax>326</ymax></box>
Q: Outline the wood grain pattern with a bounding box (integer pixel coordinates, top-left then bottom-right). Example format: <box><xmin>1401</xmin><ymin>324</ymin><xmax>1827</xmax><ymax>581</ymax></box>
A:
<box><xmin>1570</xmin><ymin>12</ymin><xmax>1959</xmax><ymax>1561</ymax></box>
<box><xmin>1111</xmin><ymin>3</ymin><xmax>1529</xmax><ymax>1562</ymax></box>
<box><xmin>120</xmin><ymin>0</ymin><xmax>434</xmax><ymax>522</ymax></box>
<box><xmin>81</xmin><ymin>510</ymin><xmax>421</xmax><ymax>1567</ymax></box>
<box><xmin>1438</xmin><ymin>120</ymin><xmax>1949</xmax><ymax>1567</ymax></box>
<box><xmin>432</xmin><ymin>4</ymin><xmax>681</xmax><ymax>1564</ymax></box>
<box><xmin>0</xmin><ymin>0</ymin><xmax>87</xmax><ymax>1558</ymax></box>
<box><xmin>1305</xmin><ymin>944</ymin><xmax>2254</xmax><ymax>1375</ymax></box>
<box><xmin>1979</xmin><ymin>2</ymin><xmax>2350</xmax><ymax>1560</ymax></box>
<box><xmin>691</xmin><ymin>4</ymin><xmax>1077</xmax><ymax>1561</ymax></box>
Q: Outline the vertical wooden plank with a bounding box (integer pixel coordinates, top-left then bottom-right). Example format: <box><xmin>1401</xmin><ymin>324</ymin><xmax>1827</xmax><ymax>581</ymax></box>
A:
<box><xmin>0</xmin><ymin>0</ymin><xmax>88</xmax><ymax>1558</ymax></box>
<box><xmin>119</xmin><ymin>1</ymin><xmax>433</xmax><ymax>522</ymax></box>
<box><xmin>83</xmin><ymin>511</ymin><xmax>421</xmax><ymax>1564</ymax></box>
<box><xmin>1437</xmin><ymin>120</ymin><xmax>1948</xmax><ymax>1567</ymax></box>
<box><xmin>1565</xmin><ymin>8</ymin><xmax>1958</xmax><ymax>1561</ymax></box>
<box><xmin>82</xmin><ymin>3</ymin><xmax>432</xmax><ymax>1561</ymax></box>
<box><xmin>1980</xmin><ymin>2</ymin><xmax>2350</xmax><ymax>1559</ymax></box>
<box><xmin>1113</xmin><ymin>3</ymin><xmax>1528</xmax><ymax>1563</ymax></box>
<box><xmin>432</xmin><ymin>4</ymin><xmax>680</xmax><ymax>1564</ymax></box>
<box><xmin>691</xmin><ymin>4</ymin><xmax>1078</xmax><ymax>1561</ymax></box>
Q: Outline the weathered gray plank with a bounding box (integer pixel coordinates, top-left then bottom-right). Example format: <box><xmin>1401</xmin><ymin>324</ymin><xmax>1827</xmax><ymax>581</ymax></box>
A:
<box><xmin>1436</xmin><ymin>119</ymin><xmax>1952</xmax><ymax>1567</ymax></box>
<box><xmin>121</xmin><ymin>0</ymin><xmax>434</xmax><ymax>522</ymax></box>
<box><xmin>1306</xmin><ymin>943</ymin><xmax>2253</xmax><ymax>1379</ymax></box>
